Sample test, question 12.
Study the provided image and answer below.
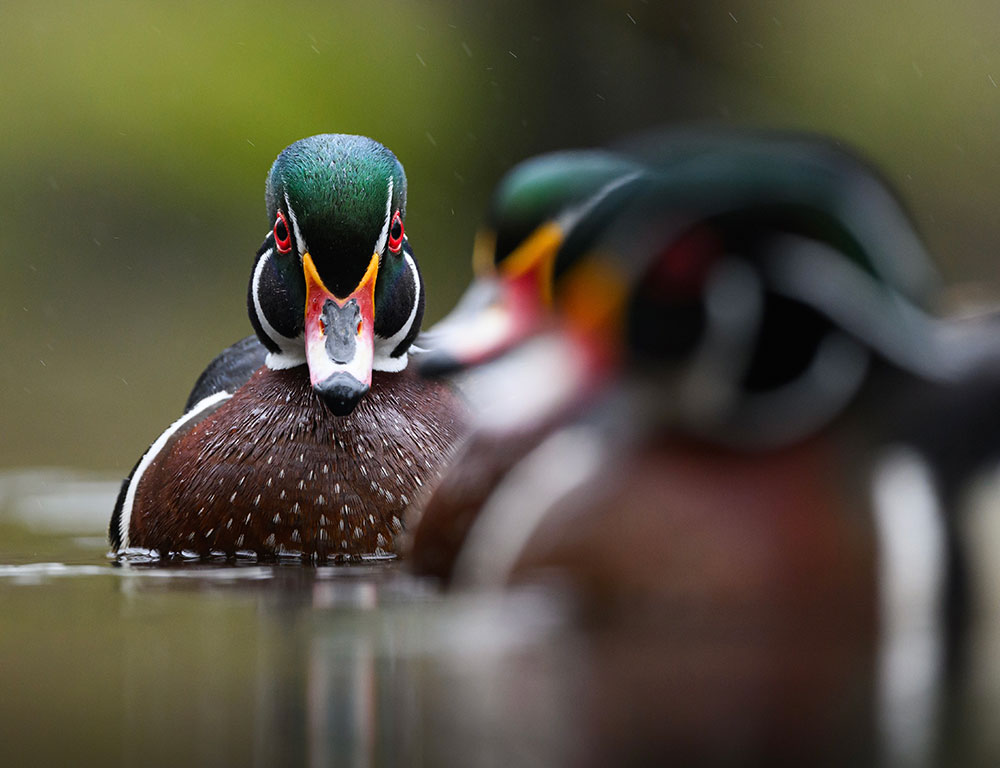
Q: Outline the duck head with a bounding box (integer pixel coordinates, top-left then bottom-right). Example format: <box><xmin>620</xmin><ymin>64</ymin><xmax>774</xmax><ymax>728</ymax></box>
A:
<box><xmin>248</xmin><ymin>134</ymin><xmax>424</xmax><ymax>415</ymax></box>
<box><xmin>418</xmin><ymin>150</ymin><xmax>647</xmax><ymax>375</ymax></box>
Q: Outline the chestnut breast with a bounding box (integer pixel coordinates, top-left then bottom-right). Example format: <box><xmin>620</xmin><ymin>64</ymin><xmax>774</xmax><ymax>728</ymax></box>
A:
<box><xmin>128</xmin><ymin>365</ymin><xmax>466</xmax><ymax>561</ymax></box>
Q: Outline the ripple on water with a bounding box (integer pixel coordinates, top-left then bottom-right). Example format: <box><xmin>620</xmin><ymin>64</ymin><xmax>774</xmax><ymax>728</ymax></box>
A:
<box><xmin>0</xmin><ymin>560</ymin><xmax>280</xmax><ymax>585</ymax></box>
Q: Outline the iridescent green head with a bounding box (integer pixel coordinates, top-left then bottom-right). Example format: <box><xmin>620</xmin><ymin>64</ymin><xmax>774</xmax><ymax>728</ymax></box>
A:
<box><xmin>483</xmin><ymin>150</ymin><xmax>645</xmax><ymax>274</ymax></box>
<box><xmin>250</xmin><ymin>134</ymin><xmax>423</xmax><ymax>416</ymax></box>
<box><xmin>264</xmin><ymin>134</ymin><xmax>407</xmax><ymax>297</ymax></box>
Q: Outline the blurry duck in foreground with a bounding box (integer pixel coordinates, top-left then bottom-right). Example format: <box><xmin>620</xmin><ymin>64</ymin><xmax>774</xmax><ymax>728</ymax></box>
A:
<box><xmin>110</xmin><ymin>135</ymin><xmax>467</xmax><ymax>562</ymax></box>
<box><xmin>408</xmin><ymin>128</ymin><xmax>1000</xmax><ymax>761</ymax></box>
<box><xmin>412</xmin><ymin>128</ymin><xmax>998</xmax><ymax>584</ymax></box>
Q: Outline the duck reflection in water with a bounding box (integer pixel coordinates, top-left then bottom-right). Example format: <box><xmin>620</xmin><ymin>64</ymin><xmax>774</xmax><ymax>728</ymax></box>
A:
<box><xmin>411</xmin><ymin>128</ymin><xmax>1000</xmax><ymax>764</ymax></box>
<box><xmin>110</xmin><ymin>565</ymin><xmax>584</xmax><ymax>766</ymax></box>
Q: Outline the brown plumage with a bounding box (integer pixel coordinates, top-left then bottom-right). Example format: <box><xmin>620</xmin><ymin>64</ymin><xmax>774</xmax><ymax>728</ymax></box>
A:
<box><xmin>127</xmin><ymin>365</ymin><xmax>467</xmax><ymax>561</ymax></box>
<box><xmin>405</xmin><ymin>422</ymin><xmax>551</xmax><ymax>580</ymax></box>
<box><xmin>505</xmin><ymin>434</ymin><xmax>878</xmax><ymax>619</ymax></box>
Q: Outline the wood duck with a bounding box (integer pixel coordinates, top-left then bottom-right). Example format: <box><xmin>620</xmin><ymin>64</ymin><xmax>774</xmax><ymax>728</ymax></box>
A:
<box><xmin>408</xmin><ymin>131</ymin><xmax>1000</xmax><ymax>762</ymax></box>
<box><xmin>412</xmin><ymin>130</ymin><xmax>933</xmax><ymax>578</ymax></box>
<box><xmin>109</xmin><ymin>134</ymin><xmax>467</xmax><ymax>562</ymax></box>
<box><xmin>408</xmin><ymin>130</ymin><xmax>1000</xmax><ymax>602</ymax></box>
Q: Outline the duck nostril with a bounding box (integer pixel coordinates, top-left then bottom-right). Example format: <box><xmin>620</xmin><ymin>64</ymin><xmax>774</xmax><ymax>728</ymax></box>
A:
<box><xmin>356</xmin><ymin>320</ymin><xmax>363</xmax><ymax>335</ymax></box>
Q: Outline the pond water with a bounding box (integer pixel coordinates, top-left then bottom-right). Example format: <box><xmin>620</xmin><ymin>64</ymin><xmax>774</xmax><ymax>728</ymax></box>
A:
<box><xmin>2</xmin><ymin>469</ymin><xmax>1000</xmax><ymax>766</ymax></box>
<box><xmin>0</xmin><ymin>470</ymin><xmax>582</xmax><ymax>767</ymax></box>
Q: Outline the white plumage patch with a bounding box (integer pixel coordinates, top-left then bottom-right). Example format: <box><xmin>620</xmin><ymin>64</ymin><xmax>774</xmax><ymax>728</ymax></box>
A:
<box><xmin>251</xmin><ymin>246</ymin><xmax>306</xmax><ymax>369</ymax></box>
<box><xmin>871</xmin><ymin>447</ymin><xmax>946</xmax><ymax>766</ymax></box>
<box><xmin>283</xmin><ymin>192</ymin><xmax>308</xmax><ymax>256</ymax></box>
<box><xmin>373</xmin><ymin>249</ymin><xmax>421</xmax><ymax>372</ymax></box>
<box><xmin>452</xmin><ymin>426</ymin><xmax>604</xmax><ymax>587</ymax></box>
<box><xmin>374</xmin><ymin>177</ymin><xmax>394</xmax><ymax>257</ymax></box>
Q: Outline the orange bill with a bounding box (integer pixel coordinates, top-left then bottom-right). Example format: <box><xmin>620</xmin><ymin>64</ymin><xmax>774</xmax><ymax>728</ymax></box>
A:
<box><xmin>303</xmin><ymin>251</ymin><xmax>378</xmax><ymax>415</ymax></box>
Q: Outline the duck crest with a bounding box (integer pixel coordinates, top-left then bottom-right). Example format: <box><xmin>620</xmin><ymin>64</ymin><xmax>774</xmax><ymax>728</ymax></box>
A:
<box><xmin>125</xmin><ymin>365</ymin><xmax>464</xmax><ymax>561</ymax></box>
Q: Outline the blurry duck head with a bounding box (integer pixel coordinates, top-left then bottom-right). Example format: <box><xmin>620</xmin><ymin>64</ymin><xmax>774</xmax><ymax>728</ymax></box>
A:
<box><xmin>248</xmin><ymin>134</ymin><xmax>424</xmax><ymax>415</ymax></box>
<box><xmin>418</xmin><ymin>149</ymin><xmax>647</xmax><ymax>376</ymax></box>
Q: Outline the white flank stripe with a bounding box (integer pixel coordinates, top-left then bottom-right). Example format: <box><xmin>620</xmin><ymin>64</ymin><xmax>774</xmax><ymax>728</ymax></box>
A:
<box><xmin>555</xmin><ymin>170</ymin><xmax>643</xmax><ymax>234</ymax></box>
<box><xmin>118</xmin><ymin>391</ymin><xmax>232</xmax><ymax>548</ymax></box>
<box><xmin>453</xmin><ymin>427</ymin><xmax>603</xmax><ymax>588</ymax></box>
<box><xmin>871</xmin><ymin>446</ymin><xmax>947</xmax><ymax>766</ymax></box>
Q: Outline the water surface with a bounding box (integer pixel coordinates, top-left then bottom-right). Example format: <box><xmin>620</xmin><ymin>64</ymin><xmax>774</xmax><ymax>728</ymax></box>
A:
<box><xmin>3</xmin><ymin>469</ymin><xmax>1000</xmax><ymax>766</ymax></box>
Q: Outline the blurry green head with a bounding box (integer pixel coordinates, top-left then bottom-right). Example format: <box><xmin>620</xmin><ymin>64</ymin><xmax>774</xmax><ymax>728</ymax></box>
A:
<box><xmin>476</xmin><ymin>149</ymin><xmax>646</xmax><ymax>277</ymax></box>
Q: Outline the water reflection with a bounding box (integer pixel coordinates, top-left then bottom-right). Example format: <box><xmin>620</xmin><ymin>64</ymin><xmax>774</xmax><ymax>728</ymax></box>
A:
<box><xmin>40</xmin><ymin>563</ymin><xmax>873</xmax><ymax>766</ymax></box>
<box><xmin>2</xmin><ymin>471</ymin><xmax>1000</xmax><ymax>765</ymax></box>
<box><xmin>109</xmin><ymin>564</ymin><xmax>572</xmax><ymax>767</ymax></box>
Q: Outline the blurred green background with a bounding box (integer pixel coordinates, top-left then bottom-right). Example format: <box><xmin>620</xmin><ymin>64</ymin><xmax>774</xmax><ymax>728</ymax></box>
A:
<box><xmin>3</xmin><ymin>0</ymin><xmax>1000</xmax><ymax>472</ymax></box>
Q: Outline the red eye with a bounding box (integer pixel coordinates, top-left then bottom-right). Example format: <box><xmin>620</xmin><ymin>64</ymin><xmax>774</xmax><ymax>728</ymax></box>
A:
<box><xmin>387</xmin><ymin>210</ymin><xmax>404</xmax><ymax>254</ymax></box>
<box><xmin>274</xmin><ymin>211</ymin><xmax>292</xmax><ymax>254</ymax></box>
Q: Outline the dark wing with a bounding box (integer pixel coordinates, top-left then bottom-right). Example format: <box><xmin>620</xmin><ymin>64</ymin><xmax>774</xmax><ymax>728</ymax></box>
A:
<box><xmin>184</xmin><ymin>335</ymin><xmax>268</xmax><ymax>412</ymax></box>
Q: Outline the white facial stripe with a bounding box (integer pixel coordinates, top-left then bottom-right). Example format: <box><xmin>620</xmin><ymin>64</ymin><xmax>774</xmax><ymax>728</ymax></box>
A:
<box><xmin>375</xmin><ymin>177</ymin><xmax>394</xmax><ymax>255</ymax></box>
<box><xmin>118</xmin><ymin>391</ymin><xmax>232</xmax><ymax>548</ymax></box>
<box><xmin>252</xmin><ymin>248</ymin><xmax>306</xmax><ymax>368</ymax></box>
<box><xmin>283</xmin><ymin>192</ymin><xmax>307</xmax><ymax>256</ymax></box>
<box><xmin>373</xmin><ymin>251</ymin><xmax>421</xmax><ymax>371</ymax></box>
<box><xmin>555</xmin><ymin>170</ymin><xmax>644</xmax><ymax>233</ymax></box>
